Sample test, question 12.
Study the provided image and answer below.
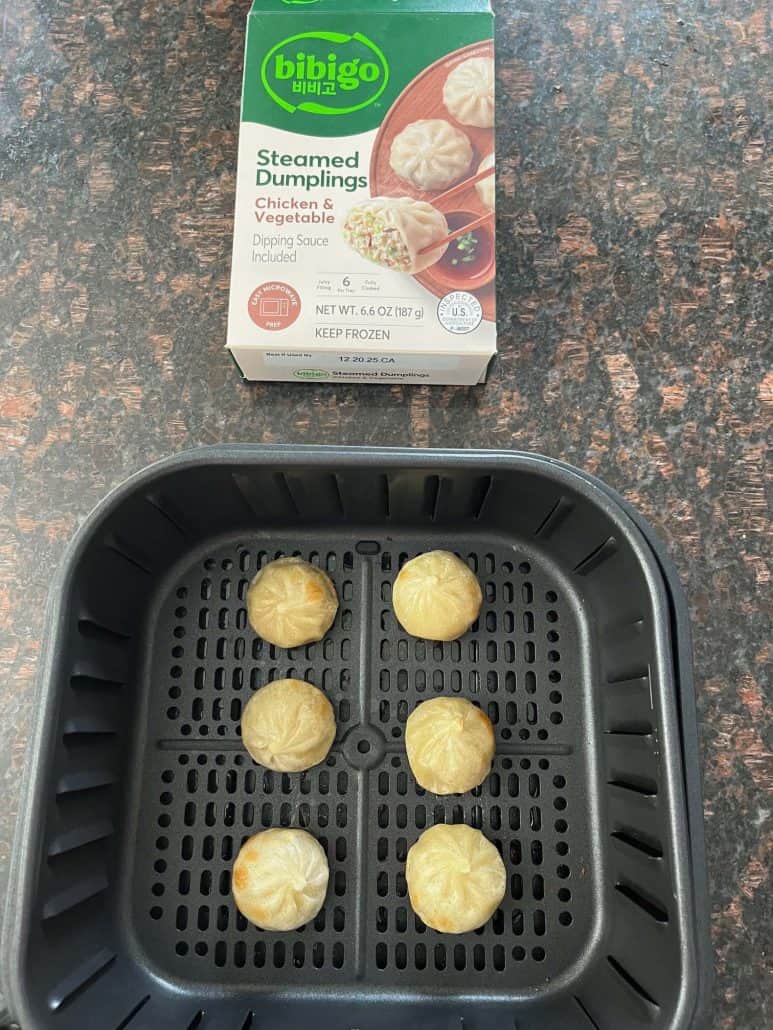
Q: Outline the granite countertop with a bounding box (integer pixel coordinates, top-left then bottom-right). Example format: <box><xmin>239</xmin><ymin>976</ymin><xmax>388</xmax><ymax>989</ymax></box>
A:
<box><xmin>1</xmin><ymin>0</ymin><xmax>770</xmax><ymax>1026</ymax></box>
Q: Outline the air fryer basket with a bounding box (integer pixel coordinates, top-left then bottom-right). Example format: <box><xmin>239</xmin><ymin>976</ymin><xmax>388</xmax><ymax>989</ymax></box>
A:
<box><xmin>2</xmin><ymin>447</ymin><xmax>710</xmax><ymax>1030</ymax></box>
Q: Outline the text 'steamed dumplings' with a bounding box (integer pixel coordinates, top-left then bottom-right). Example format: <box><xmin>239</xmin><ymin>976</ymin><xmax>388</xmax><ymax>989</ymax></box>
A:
<box><xmin>392</xmin><ymin>550</ymin><xmax>482</xmax><ymax>641</ymax></box>
<box><xmin>232</xmin><ymin>829</ymin><xmax>329</xmax><ymax>932</ymax></box>
<box><xmin>406</xmin><ymin>824</ymin><xmax>506</xmax><ymax>933</ymax></box>
<box><xmin>241</xmin><ymin>679</ymin><xmax>336</xmax><ymax>773</ymax></box>
<box><xmin>390</xmin><ymin>119</ymin><xmax>474</xmax><ymax>191</ymax></box>
<box><xmin>343</xmin><ymin>197</ymin><xmax>449</xmax><ymax>274</ymax></box>
<box><xmin>247</xmin><ymin>557</ymin><xmax>338</xmax><ymax>649</ymax></box>
<box><xmin>443</xmin><ymin>56</ymin><xmax>496</xmax><ymax>128</ymax></box>
<box><xmin>406</xmin><ymin>697</ymin><xmax>495</xmax><ymax>794</ymax></box>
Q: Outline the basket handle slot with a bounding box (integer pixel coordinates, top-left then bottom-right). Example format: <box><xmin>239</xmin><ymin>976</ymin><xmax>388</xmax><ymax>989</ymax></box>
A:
<box><xmin>115</xmin><ymin>995</ymin><xmax>151</xmax><ymax>1030</ymax></box>
<box><xmin>610</xmin><ymin>828</ymin><xmax>663</xmax><ymax>860</ymax></box>
<box><xmin>615</xmin><ymin>882</ymin><xmax>669</xmax><ymax>924</ymax></box>
<box><xmin>48</xmin><ymin>948</ymin><xmax>115</xmax><ymax>1011</ymax></box>
<box><xmin>607</xmin><ymin>955</ymin><xmax>661</xmax><ymax>1011</ymax></box>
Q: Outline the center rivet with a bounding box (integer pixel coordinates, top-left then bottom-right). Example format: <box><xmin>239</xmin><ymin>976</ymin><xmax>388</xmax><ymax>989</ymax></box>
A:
<box><xmin>342</xmin><ymin>724</ymin><xmax>386</xmax><ymax>770</ymax></box>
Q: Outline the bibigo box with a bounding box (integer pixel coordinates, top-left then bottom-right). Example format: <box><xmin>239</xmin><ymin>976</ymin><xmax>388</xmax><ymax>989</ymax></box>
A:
<box><xmin>227</xmin><ymin>0</ymin><xmax>496</xmax><ymax>386</ymax></box>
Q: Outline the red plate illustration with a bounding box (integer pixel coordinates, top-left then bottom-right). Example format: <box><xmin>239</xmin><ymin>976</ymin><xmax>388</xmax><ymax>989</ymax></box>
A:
<box><xmin>370</xmin><ymin>40</ymin><xmax>496</xmax><ymax>323</ymax></box>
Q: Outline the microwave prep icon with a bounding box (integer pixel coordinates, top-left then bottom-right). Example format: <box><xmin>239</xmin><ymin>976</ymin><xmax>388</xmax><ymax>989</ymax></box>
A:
<box><xmin>260</xmin><ymin>297</ymin><xmax>291</xmax><ymax>318</ymax></box>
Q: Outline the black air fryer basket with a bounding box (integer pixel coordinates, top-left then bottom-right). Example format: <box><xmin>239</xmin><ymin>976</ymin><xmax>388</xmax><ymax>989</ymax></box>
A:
<box><xmin>2</xmin><ymin>447</ymin><xmax>711</xmax><ymax>1029</ymax></box>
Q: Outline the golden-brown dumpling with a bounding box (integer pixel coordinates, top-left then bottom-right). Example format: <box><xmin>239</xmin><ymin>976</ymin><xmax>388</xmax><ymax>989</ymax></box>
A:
<box><xmin>406</xmin><ymin>697</ymin><xmax>495</xmax><ymax>794</ymax></box>
<box><xmin>232</xmin><ymin>829</ymin><xmax>329</xmax><ymax>931</ymax></box>
<box><xmin>392</xmin><ymin>551</ymin><xmax>482</xmax><ymax>641</ymax></box>
<box><xmin>241</xmin><ymin>679</ymin><xmax>336</xmax><ymax>772</ymax></box>
<box><xmin>406</xmin><ymin>824</ymin><xmax>506</xmax><ymax>933</ymax></box>
<box><xmin>247</xmin><ymin>557</ymin><xmax>338</xmax><ymax>649</ymax></box>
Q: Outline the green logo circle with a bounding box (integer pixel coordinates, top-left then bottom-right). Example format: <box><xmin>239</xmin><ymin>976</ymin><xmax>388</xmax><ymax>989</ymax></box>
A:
<box><xmin>261</xmin><ymin>31</ymin><xmax>390</xmax><ymax>116</ymax></box>
<box><xmin>294</xmin><ymin>368</ymin><xmax>330</xmax><ymax>380</ymax></box>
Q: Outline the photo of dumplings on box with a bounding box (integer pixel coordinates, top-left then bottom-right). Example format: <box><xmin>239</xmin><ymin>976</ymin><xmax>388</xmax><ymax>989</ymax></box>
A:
<box><xmin>342</xmin><ymin>44</ymin><xmax>496</xmax><ymax>321</ymax></box>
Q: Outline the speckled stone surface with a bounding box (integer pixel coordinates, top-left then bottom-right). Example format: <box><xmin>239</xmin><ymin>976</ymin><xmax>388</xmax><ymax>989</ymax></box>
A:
<box><xmin>1</xmin><ymin>0</ymin><xmax>771</xmax><ymax>1026</ymax></box>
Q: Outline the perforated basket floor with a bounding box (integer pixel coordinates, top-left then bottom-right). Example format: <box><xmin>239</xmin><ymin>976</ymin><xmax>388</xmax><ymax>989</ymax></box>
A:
<box><xmin>2</xmin><ymin>448</ymin><xmax>709</xmax><ymax>1030</ymax></box>
<box><xmin>139</xmin><ymin>537</ymin><xmax>585</xmax><ymax>988</ymax></box>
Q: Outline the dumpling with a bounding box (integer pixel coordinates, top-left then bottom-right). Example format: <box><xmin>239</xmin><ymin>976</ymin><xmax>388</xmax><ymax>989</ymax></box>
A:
<box><xmin>343</xmin><ymin>197</ymin><xmax>448</xmax><ymax>273</ymax></box>
<box><xmin>392</xmin><ymin>550</ymin><xmax>482</xmax><ymax>641</ymax></box>
<box><xmin>232</xmin><ymin>829</ymin><xmax>329</xmax><ymax>931</ymax></box>
<box><xmin>406</xmin><ymin>824</ymin><xmax>506</xmax><ymax>933</ymax></box>
<box><xmin>247</xmin><ymin>557</ymin><xmax>338</xmax><ymax>649</ymax></box>
<box><xmin>406</xmin><ymin>697</ymin><xmax>495</xmax><ymax>794</ymax></box>
<box><xmin>241</xmin><ymin>679</ymin><xmax>336</xmax><ymax>772</ymax></box>
<box><xmin>443</xmin><ymin>56</ymin><xmax>495</xmax><ymax>128</ymax></box>
<box><xmin>476</xmin><ymin>152</ymin><xmax>495</xmax><ymax>211</ymax></box>
<box><xmin>390</xmin><ymin>119</ymin><xmax>473</xmax><ymax>191</ymax></box>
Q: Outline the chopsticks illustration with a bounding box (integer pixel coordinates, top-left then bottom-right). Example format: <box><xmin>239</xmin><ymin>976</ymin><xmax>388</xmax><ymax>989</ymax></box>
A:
<box><xmin>419</xmin><ymin>164</ymin><xmax>496</xmax><ymax>255</ymax></box>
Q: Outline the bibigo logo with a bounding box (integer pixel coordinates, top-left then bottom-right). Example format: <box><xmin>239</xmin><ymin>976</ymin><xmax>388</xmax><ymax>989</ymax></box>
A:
<box><xmin>261</xmin><ymin>31</ymin><xmax>389</xmax><ymax>116</ymax></box>
<box><xmin>294</xmin><ymin>369</ymin><xmax>329</xmax><ymax>380</ymax></box>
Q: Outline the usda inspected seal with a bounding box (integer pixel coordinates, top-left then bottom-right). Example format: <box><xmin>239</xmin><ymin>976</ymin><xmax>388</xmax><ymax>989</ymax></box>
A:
<box><xmin>437</xmin><ymin>292</ymin><xmax>484</xmax><ymax>335</ymax></box>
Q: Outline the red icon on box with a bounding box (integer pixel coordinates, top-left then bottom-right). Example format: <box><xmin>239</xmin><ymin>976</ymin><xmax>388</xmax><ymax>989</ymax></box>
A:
<box><xmin>248</xmin><ymin>282</ymin><xmax>301</xmax><ymax>331</ymax></box>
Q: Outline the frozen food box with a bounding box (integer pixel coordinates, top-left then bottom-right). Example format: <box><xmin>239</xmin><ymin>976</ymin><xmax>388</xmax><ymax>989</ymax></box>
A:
<box><xmin>227</xmin><ymin>0</ymin><xmax>496</xmax><ymax>385</ymax></box>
